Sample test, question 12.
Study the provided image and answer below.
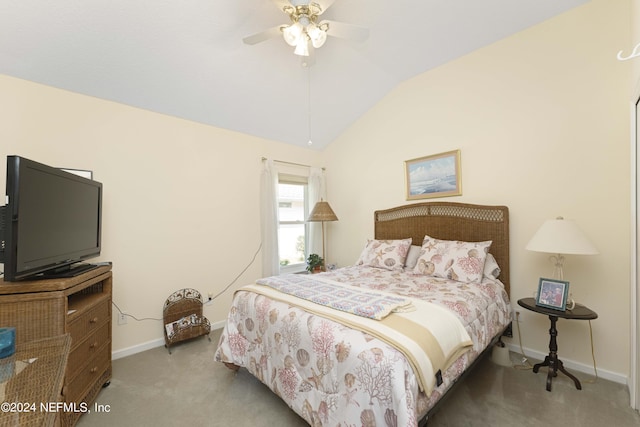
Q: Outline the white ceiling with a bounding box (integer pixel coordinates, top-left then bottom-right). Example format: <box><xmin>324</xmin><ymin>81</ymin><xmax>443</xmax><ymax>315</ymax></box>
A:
<box><xmin>0</xmin><ymin>0</ymin><xmax>588</xmax><ymax>150</ymax></box>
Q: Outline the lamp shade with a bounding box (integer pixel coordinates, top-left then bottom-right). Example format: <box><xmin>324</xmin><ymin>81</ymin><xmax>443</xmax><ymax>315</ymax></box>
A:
<box><xmin>307</xmin><ymin>23</ymin><xmax>327</xmax><ymax>48</ymax></box>
<box><xmin>294</xmin><ymin>37</ymin><xmax>310</xmax><ymax>56</ymax></box>
<box><xmin>283</xmin><ymin>22</ymin><xmax>303</xmax><ymax>46</ymax></box>
<box><xmin>307</xmin><ymin>200</ymin><xmax>338</xmax><ymax>222</ymax></box>
<box><xmin>526</xmin><ymin>217</ymin><xmax>598</xmax><ymax>255</ymax></box>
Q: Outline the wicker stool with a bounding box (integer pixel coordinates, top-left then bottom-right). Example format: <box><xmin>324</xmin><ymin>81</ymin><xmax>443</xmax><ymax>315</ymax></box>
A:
<box><xmin>163</xmin><ymin>288</ymin><xmax>211</xmax><ymax>354</ymax></box>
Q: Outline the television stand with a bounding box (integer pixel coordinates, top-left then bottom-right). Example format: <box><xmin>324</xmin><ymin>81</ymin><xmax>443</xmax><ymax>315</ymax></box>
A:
<box><xmin>0</xmin><ymin>265</ymin><xmax>113</xmax><ymax>427</ymax></box>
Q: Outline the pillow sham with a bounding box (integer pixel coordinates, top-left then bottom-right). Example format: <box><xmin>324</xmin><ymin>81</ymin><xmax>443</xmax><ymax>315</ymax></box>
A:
<box><xmin>356</xmin><ymin>238</ymin><xmax>412</xmax><ymax>271</ymax></box>
<box><xmin>483</xmin><ymin>253</ymin><xmax>501</xmax><ymax>279</ymax></box>
<box><xmin>413</xmin><ymin>235</ymin><xmax>492</xmax><ymax>284</ymax></box>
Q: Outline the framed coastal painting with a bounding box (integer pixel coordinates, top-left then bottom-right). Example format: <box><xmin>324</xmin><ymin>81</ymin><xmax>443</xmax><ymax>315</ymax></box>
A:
<box><xmin>405</xmin><ymin>150</ymin><xmax>461</xmax><ymax>200</ymax></box>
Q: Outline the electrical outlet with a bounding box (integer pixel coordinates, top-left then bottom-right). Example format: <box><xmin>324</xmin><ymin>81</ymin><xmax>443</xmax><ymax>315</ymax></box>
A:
<box><xmin>118</xmin><ymin>312</ymin><xmax>127</xmax><ymax>325</ymax></box>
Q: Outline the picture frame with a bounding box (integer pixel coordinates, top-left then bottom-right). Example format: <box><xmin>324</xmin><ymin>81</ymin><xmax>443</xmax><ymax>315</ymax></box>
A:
<box><xmin>405</xmin><ymin>150</ymin><xmax>462</xmax><ymax>200</ymax></box>
<box><xmin>61</xmin><ymin>168</ymin><xmax>93</xmax><ymax>180</ymax></box>
<box><xmin>535</xmin><ymin>278</ymin><xmax>570</xmax><ymax>311</ymax></box>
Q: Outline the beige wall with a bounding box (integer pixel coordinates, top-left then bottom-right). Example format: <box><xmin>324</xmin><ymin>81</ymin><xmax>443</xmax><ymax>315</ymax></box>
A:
<box><xmin>630</xmin><ymin>0</ymin><xmax>640</xmax><ymax>407</ymax></box>
<box><xmin>0</xmin><ymin>0</ymin><xmax>633</xmax><ymax>381</ymax></box>
<box><xmin>0</xmin><ymin>74</ymin><xmax>321</xmax><ymax>352</ymax></box>
<box><xmin>322</xmin><ymin>0</ymin><xmax>632</xmax><ymax>380</ymax></box>
<box><xmin>633</xmin><ymin>0</ymin><xmax>640</xmax><ymax>89</ymax></box>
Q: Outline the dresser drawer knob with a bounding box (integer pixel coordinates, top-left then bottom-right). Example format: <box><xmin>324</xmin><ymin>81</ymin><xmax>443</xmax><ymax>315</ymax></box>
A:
<box><xmin>90</xmin><ymin>367</ymin><xmax>98</xmax><ymax>374</ymax></box>
<box><xmin>89</xmin><ymin>317</ymin><xmax>99</xmax><ymax>324</ymax></box>
<box><xmin>89</xmin><ymin>342</ymin><xmax>98</xmax><ymax>349</ymax></box>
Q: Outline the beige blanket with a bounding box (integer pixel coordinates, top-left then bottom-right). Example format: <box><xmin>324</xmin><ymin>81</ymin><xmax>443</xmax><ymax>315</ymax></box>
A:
<box><xmin>242</xmin><ymin>282</ymin><xmax>473</xmax><ymax>395</ymax></box>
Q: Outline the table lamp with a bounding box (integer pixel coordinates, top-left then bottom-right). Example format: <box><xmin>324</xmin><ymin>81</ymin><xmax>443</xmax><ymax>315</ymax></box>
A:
<box><xmin>307</xmin><ymin>199</ymin><xmax>338</xmax><ymax>270</ymax></box>
<box><xmin>526</xmin><ymin>216</ymin><xmax>598</xmax><ymax>308</ymax></box>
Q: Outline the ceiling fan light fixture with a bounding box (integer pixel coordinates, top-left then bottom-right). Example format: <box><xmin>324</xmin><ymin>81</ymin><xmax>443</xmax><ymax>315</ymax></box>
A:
<box><xmin>307</xmin><ymin>23</ymin><xmax>327</xmax><ymax>48</ymax></box>
<box><xmin>244</xmin><ymin>1</ymin><xmax>369</xmax><ymax>65</ymax></box>
<box><xmin>298</xmin><ymin>15</ymin><xmax>311</xmax><ymax>27</ymax></box>
<box><xmin>282</xmin><ymin>22</ymin><xmax>303</xmax><ymax>46</ymax></box>
<box><xmin>294</xmin><ymin>37</ymin><xmax>310</xmax><ymax>56</ymax></box>
<box><xmin>281</xmin><ymin>4</ymin><xmax>328</xmax><ymax>57</ymax></box>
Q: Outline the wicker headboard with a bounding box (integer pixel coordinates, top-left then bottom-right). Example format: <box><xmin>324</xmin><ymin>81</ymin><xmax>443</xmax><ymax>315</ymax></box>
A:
<box><xmin>374</xmin><ymin>202</ymin><xmax>510</xmax><ymax>295</ymax></box>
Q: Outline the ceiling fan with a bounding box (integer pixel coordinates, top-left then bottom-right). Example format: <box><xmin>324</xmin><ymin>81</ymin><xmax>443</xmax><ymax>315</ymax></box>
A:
<box><xmin>243</xmin><ymin>0</ymin><xmax>369</xmax><ymax>65</ymax></box>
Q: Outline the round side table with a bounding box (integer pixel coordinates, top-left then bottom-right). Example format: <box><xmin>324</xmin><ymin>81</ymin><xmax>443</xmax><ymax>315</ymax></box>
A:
<box><xmin>517</xmin><ymin>297</ymin><xmax>597</xmax><ymax>392</ymax></box>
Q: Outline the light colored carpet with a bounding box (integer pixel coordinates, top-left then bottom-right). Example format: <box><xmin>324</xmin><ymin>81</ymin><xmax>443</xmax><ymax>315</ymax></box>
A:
<box><xmin>77</xmin><ymin>329</ymin><xmax>640</xmax><ymax>426</ymax></box>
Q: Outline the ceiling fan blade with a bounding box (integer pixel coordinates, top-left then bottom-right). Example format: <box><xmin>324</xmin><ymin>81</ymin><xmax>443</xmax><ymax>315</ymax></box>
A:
<box><xmin>243</xmin><ymin>26</ymin><xmax>283</xmax><ymax>45</ymax></box>
<box><xmin>316</xmin><ymin>0</ymin><xmax>337</xmax><ymax>12</ymax></box>
<box><xmin>322</xmin><ymin>20</ymin><xmax>369</xmax><ymax>42</ymax></box>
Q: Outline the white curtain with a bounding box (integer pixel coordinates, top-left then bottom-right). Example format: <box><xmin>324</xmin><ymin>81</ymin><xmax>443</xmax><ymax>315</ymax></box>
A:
<box><xmin>307</xmin><ymin>167</ymin><xmax>325</xmax><ymax>259</ymax></box>
<box><xmin>260</xmin><ymin>160</ymin><xmax>280</xmax><ymax>277</ymax></box>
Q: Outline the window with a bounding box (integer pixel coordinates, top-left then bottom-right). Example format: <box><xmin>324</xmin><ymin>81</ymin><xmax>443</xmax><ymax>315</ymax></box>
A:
<box><xmin>278</xmin><ymin>176</ymin><xmax>308</xmax><ymax>273</ymax></box>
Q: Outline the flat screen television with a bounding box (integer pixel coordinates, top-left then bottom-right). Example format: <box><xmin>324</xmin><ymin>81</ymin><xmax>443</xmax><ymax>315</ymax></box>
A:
<box><xmin>0</xmin><ymin>155</ymin><xmax>103</xmax><ymax>282</ymax></box>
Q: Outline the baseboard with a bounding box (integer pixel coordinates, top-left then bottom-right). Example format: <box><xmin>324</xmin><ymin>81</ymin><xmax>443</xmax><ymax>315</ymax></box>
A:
<box><xmin>506</xmin><ymin>342</ymin><xmax>627</xmax><ymax>385</ymax></box>
<box><xmin>112</xmin><ymin>337</ymin><xmax>165</xmax><ymax>360</ymax></box>
<box><xmin>112</xmin><ymin>320</ymin><xmax>226</xmax><ymax>360</ymax></box>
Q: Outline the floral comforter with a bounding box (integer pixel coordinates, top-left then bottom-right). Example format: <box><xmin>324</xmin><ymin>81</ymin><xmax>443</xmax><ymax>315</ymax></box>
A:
<box><xmin>214</xmin><ymin>266</ymin><xmax>512</xmax><ymax>427</ymax></box>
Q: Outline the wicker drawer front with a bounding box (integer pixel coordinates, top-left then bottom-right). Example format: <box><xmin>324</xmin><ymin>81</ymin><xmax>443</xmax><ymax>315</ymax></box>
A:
<box><xmin>67</xmin><ymin>322</ymin><xmax>110</xmax><ymax>379</ymax></box>
<box><xmin>65</xmin><ymin>342</ymin><xmax>110</xmax><ymax>403</ymax></box>
<box><xmin>68</xmin><ymin>297</ymin><xmax>110</xmax><ymax>342</ymax></box>
<box><xmin>0</xmin><ymin>296</ymin><xmax>66</xmax><ymax>344</ymax></box>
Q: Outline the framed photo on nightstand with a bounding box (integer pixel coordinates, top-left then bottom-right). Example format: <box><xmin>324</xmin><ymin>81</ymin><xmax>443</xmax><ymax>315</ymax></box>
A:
<box><xmin>536</xmin><ymin>278</ymin><xmax>570</xmax><ymax>311</ymax></box>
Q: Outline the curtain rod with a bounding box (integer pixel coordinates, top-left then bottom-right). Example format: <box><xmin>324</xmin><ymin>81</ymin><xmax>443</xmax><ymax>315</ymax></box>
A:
<box><xmin>261</xmin><ymin>157</ymin><xmax>325</xmax><ymax>171</ymax></box>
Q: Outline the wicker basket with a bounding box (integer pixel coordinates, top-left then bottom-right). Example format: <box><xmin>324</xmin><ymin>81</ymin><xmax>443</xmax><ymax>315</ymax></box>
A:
<box><xmin>163</xmin><ymin>288</ymin><xmax>211</xmax><ymax>354</ymax></box>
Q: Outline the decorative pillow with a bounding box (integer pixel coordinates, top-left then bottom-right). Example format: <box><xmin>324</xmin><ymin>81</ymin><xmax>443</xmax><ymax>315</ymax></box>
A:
<box><xmin>413</xmin><ymin>235</ymin><xmax>492</xmax><ymax>284</ymax></box>
<box><xmin>403</xmin><ymin>245</ymin><xmax>422</xmax><ymax>271</ymax></box>
<box><xmin>483</xmin><ymin>253</ymin><xmax>501</xmax><ymax>279</ymax></box>
<box><xmin>356</xmin><ymin>238</ymin><xmax>412</xmax><ymax>271</ymax></box>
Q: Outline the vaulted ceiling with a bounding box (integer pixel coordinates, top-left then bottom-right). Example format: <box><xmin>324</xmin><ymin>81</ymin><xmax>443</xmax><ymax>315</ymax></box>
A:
<box><xmin>0</xmin><ymin>0</ymin><xmax>588</xmax><ymax>149</ymax></box>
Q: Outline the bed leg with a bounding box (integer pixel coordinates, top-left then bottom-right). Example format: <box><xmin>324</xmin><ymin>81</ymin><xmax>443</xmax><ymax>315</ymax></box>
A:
<box><xmin>502</xmin><ymin>322</ymin><xmax>513</xmax><ymax>338</ymax></box>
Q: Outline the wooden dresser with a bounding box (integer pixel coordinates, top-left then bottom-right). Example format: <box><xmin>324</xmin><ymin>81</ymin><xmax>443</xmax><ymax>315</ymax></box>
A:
<box><xmin>0</xmin><ymin>265</ymin><xmax>112</xmax><ymax>426</ymax></box>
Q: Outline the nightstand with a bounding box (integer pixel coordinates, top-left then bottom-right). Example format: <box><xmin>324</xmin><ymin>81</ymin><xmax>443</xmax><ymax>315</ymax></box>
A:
<box><xmin>517</xmin><ymin>297</ymin><xmax>597</xmax><ymax>392</ymax></box>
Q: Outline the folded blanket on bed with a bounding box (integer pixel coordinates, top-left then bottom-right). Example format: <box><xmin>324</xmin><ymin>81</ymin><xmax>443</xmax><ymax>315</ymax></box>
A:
<box><xmin>256</xmin><ymin>274</ymin><xmax>414</xmax><ymax>320</ymax></box>
<box><xmin>244</xmin><ymin>278</ymin><xmax>473</xmax><ymax>395</ymax></box>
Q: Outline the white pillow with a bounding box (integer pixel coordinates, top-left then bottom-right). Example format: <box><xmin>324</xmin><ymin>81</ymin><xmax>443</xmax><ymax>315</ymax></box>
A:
<box><xmin>413</xmin><ymin>235</ymin><xmax>492</xmax><ymax>284</ymax></box>
<box><xmin>403</xmin><ymin>245</ymin><xmax>422</xmax><ymax>270</ymax></box>
<box><xmin>483</xmin><ymin>253</ymin><xmax>501</xmax><ymax>279</ymax></box>
<box><xmin>356</xmin><ymin>238</ymin><xmax>412</xmax><ymax>271</ymax></box>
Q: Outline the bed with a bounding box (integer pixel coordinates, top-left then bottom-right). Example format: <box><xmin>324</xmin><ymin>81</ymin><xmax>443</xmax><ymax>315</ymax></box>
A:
<box><xmin>214</xmin><ymin>201</ymin><xmax>512</xmax><ymax>426</ymax></box>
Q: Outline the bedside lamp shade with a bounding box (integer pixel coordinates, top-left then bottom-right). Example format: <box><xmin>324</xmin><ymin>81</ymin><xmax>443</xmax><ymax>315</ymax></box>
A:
<box><xmin>526</xmin><ymin>216</ymin><xmax>598</xmax><ymax>280</ymax></box>
<box><xmin>526</xmin><ymin>217</ymin><xmax>598</xmax><ymax>256</ymax></box>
